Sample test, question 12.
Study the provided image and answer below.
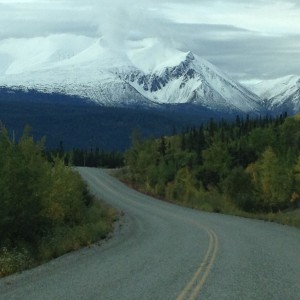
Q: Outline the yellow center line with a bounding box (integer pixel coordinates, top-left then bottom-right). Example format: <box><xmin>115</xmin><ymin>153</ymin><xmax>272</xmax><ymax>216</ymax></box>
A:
<box><xmin>176</xmin><ymin>228</ymin><xmax>214</xmax><ymax>300</ymax></box>
<box><xmin>188</xmin><ymin>229</ymin><xmax>219</xmax><ymax>300</ymax></box>
<box><xmin>82</xmin><ymin>169</ymin><xmax>219</xmax><ymax>300</ymax></box>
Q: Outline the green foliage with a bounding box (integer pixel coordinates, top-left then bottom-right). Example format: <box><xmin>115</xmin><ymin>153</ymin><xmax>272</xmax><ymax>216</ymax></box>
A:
<box><xmin>0</xmin><ymin>127</ymin><xmax>116</xmax><ymax>276</ymax></box>
<box><xmin>124</xmin><ymin>114</ymin><xmax>300</xmax><ymax>222</ymax></box>
<box><xmin>249</xmin><ymin>147</ymin><xmax>294</xmax><ymax>212</ymax></box>
<box><xmin>0</xmin><ymin>127</ymin><xmax>50</xmax><ymax>244</ymax></box>
<box><xmin>200</xmin><ymin>140</ymin><xmax>232</xmax><ymax>189</ymax></box>
<box><xmin>166</xmin><ymin>167</ymin><xmax>198</xmax><ymax>203</ymax></box>
<box><xmin>248</xmin><ymin>127</ymin><xmax>276</xmax><ymax>155</ymax></box>
<box><xmin>291</xmin><ymin>157</ymin><xmax>300</xmax><ymax>208</ymax></box>
<box><xmin>223</xmin><ymin>167</ymin><xmax>256</xmax><ymax>212</ymax></box>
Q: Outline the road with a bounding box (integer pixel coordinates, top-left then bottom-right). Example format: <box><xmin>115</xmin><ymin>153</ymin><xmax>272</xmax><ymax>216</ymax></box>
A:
<box><xmin>0</xmin><ymin>167</ymin><xmax>299</xmax><ymax>299</ymax></box>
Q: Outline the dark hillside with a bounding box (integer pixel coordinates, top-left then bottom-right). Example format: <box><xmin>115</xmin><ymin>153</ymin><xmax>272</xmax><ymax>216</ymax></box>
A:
<box><xmin>0</xmin><ymin>88</ymin><xmax>234</xmax><ymax>150</ymax></box>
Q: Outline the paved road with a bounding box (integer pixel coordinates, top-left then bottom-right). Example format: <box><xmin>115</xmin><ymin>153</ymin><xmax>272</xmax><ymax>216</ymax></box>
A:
<box><xmin>1</xmin><ymin>167</ymin><xmax>299</xmax><ymax>299</ymax></box>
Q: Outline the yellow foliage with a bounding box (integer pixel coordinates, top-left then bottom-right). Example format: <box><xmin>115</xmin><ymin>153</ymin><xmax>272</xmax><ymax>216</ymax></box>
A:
<box><xmin>293</xmin><ymin>114</ymin><xmax>300</xmax><ymax>121</ymax></box>
<box><xmin>245</xmin><ymin>163</ymin><xmax>257</xmax><ymax>183</ymax></box>
<box><xmin>291</xmin><ymin>192</ymin><xmax>299</xmax><ymax>204</ymax></box>
<box><xmin>47</xmin><ymin>202</ymin><xmax>65</xmax><ymax>223</ymax></box>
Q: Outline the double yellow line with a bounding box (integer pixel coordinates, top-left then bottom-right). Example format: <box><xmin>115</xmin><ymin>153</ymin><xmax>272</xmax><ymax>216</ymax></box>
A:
<box><xmin>176</xmin><ymin>225</ymin><xmax>218</xmax><ymax>300</ymax></box>
<box><xmin>83</xmin><ymin>169</ymin><xmax>219</xmax><ymax>299</ymax></box>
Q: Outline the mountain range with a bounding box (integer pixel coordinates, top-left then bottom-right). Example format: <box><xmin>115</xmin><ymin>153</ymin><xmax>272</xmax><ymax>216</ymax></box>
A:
<box><xmin>0</xmin><ymin>34</ymin><xmax>299</xmax><ymax>150</ymax></box>
<box><xmin>247</xmin><ymin>75</ymin><xmax>300</xmax><ymax>114</ymax></box>
<box><xmin>1</xmin><ymin>34</ymin><xmax>298</xmax><ymax>115</ymax></box>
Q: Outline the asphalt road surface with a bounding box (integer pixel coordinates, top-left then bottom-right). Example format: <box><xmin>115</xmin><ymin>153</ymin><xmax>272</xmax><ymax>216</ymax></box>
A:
<box><xmin>1</xmin><ymin>167</ymin><xmax>299</xmax><ymax>299</ymax></box>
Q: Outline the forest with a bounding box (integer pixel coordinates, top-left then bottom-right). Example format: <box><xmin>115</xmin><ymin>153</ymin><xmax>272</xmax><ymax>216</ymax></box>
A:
<box><xmin>123</xmin><ymin>114</ymin><xmax>300</xmax><ymax>225</ymax></box>
<box><xmin>2</xmin><ymin>112</ymin><xmax>300</xmax><ymax>276</ymax></box>
<box><xmin>0</xmin><ymin>127</ymin><xmax>115</xmax><ymax>276</ymax></box>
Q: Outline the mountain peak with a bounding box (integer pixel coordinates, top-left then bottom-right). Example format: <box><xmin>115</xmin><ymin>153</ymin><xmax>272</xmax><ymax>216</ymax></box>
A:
<box><xmin>250</xmin><ymin>74</ymin><xmax>300</xmax><ymax>97</ymax></box>
<box><xmin>247</xmin><ymin>74</ymin><xmax>300</xmax><ymax>113</ymax></box>
<box><xmin>186</xmin><ymin>51</ymin><xmax>195</xmax><ymax>61</ymax></box>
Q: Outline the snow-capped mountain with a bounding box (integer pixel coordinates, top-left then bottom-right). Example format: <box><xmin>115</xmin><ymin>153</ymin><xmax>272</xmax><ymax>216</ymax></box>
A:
<box><xmin>0</xmin><ymin>34</ymin><xmax>263</xmax><ymax>114</ymax></box>
<box><xmin>248</xmin><ymin>75</ymin><xmax>300</xmax><ymax>114</ymax></box>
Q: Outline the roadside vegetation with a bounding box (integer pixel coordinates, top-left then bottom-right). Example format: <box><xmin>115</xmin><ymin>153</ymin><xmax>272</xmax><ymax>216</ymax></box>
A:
<box><xmin>0</xmin><ymin>127</ymin><xmax>116</xmax><ymax>277</ymax></box>
<box><xmin>120</xmin><ymin>114</ymin><xmax>300</xmax><ymax>227</ymax></box>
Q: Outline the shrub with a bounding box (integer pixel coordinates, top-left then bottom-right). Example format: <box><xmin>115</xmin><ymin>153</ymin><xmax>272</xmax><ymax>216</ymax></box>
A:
<box><xmin>0</xmin><ymin>127</ymin><xmax>116</xmax><ymax>276</ymax></box>
<box><xmin>0</xmin><ymin>247</ymin><xmax>32</xmax><ymax>277</ymax></box>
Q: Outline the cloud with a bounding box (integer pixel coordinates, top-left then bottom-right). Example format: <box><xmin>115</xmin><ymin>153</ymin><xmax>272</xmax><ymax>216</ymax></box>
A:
<box><xmin>0</xmin><ymin>0</ymin><xmax>299</xmax><ymax>80</ymax></box>
<box><xmin>161</xmin><ymin>0</ymin><xmax>300</xmax><ymax>35</ymax></box>
<box><xmin>95</xmin><ymin>2</ymin><xmax>153</xmax><ymax>49</ymax></box>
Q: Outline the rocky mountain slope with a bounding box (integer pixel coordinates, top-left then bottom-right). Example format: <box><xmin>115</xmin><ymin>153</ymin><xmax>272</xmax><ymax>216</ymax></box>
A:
<box><xmin>247</xmin><ymin>75</ymin><xmax>300</xmax><ymax>114</ymax></box>
<box><xmin>0</xmin><ymin>34</ymin><xmax>263</xmax><ymax>114</ymax></box>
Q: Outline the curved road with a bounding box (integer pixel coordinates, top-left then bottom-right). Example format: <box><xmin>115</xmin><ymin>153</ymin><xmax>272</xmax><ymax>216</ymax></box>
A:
<box><xmin>0</xmin><ymin>167</ymin><xmax>299</xmax><ymax>299</ymax></box>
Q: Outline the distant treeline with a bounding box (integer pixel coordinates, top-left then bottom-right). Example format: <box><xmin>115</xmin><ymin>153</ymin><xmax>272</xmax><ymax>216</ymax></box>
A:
<box><xmin>124</xmin><ymin>113</ymin><xmax>300</xmax><ymax>214</ymax></box>
<box><xmin>46</xmin><ymin>142</ymin><xmax>124</xmax><ymax>168</ymax></box>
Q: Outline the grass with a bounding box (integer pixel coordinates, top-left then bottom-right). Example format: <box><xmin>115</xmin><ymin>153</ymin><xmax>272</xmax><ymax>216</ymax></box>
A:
<box><xmin>37</xmin><ymin>201</ymin><xmax>116</xmax><ymax>262</ymax></box>
<box><xmin>242</xmin><ymin>210</ymin><xmax>300</xmax><ymax>228</ymax></box>
<box><xmin>0</xmin><ymin>198</ymin><xmax>117</xmax><ymax>277</ymax></box>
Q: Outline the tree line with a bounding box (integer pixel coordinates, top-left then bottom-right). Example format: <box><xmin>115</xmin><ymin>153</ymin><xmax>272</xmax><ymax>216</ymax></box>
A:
<box><xmin>47</xmin><ymin>141</ymin><xmax>124</xmax><ymax>168</ymax></box>
<box><xmin>125</xmin><ymin>113</ymin><xmax>300</xmax><ymax>214</ymax></box>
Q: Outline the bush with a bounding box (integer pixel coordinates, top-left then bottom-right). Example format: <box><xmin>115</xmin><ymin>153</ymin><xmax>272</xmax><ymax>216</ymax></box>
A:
<box><xmin>0</xmin><ymin>247</ymin><xmax>32</xmax><ymax>277</ymax></box>
<box><xmin>0</xmin><ymin>127</ymin><xmax>116</xmax><ymax>276</ymax></box>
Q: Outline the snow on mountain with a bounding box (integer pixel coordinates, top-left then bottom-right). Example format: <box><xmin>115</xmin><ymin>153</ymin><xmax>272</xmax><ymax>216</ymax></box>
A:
<box><xmin>0</xmin><ymin>35</ymin><xmax>94</xmax><ymax>75</ymax></box>
<box><xmin>0</xmin><ymin>34</ymin><xmax>263</xmax><ymax>114</ymax></box>
<box><xmin>124</xmin><ymin>47</ymin><xmax>262</xmax><ymax>113</ymax></box>
<box><xmin>248</xmin><ymin>75</ymin><xmax>300</xmax><ymax>113</ymax></box>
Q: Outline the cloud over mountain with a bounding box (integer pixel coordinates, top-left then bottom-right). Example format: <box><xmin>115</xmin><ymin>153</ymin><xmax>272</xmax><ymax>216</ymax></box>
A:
<box><xmin>0</xmin><ymin>0</ymin><xmax>299</xmax><ymax>81</ymax></box>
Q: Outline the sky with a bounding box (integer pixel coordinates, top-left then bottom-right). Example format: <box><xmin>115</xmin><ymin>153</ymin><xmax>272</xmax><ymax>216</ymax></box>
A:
<box><xmin>0</xmin><ymin>0</ymin><xmax>300</xmax><ymax>82</ymax></box>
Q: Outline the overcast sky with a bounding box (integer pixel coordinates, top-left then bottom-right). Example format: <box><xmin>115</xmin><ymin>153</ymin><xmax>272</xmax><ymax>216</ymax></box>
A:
<box><xmin>1</xmin><ymin>0</ymin><xmax>300</xmax><ymax>82</ymax></box>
